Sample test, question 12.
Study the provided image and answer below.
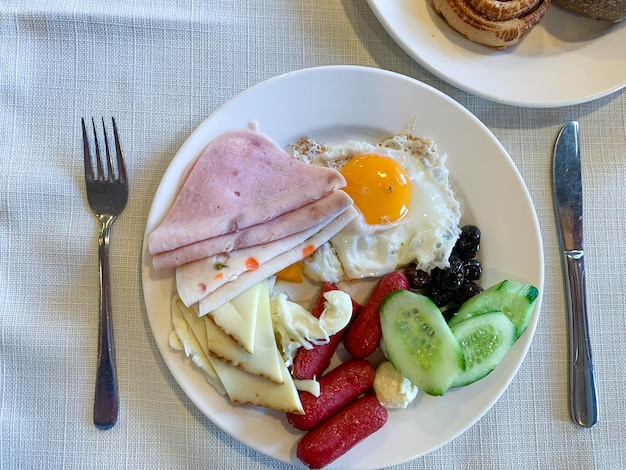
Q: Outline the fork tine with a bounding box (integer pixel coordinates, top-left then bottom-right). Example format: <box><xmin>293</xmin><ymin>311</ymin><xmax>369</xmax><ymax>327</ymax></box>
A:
<box><xmin>91</xmin><ymin>118</ymin><xmax>105</xmax><ymax>182</ymax></box>
<box><xmin>81</xmin><ymin>118</ymin><xmax>95</xmax><ymax>182</ymax></box>
<box><xmin>111</xmin><ymin>117</ymin><xmax>127</xmax><ymax>185</ymax></box>
<box><xmin>102</xmin><ymin>118</ymin><xmax>115</xmax><ymax>183</ymax></box>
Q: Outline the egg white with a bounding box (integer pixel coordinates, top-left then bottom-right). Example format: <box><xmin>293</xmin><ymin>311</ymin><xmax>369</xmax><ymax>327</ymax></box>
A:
<box><xmin>295</xmin><ymin>134</ymin><xmax>461</xmax><ymax>281</ymax></box>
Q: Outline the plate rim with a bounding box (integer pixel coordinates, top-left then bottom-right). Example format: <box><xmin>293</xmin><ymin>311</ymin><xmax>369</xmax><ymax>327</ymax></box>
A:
<box><xmin>366</xmin><ymin>0</ymin><xmax>626</xmax><ymax>107</ymax></box>
<box><xmin>141</xmin><ymin>65</ymin><xmax>545</xmax><ymax>469</ymax></box>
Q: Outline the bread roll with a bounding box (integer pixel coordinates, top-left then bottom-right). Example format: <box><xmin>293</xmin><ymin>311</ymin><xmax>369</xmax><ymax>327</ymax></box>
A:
<box><xmin>433</xmin><ymin>0</ymin><xmax>552</xmax><ymax>49</ymax></box>
<box><xmin>553</xmin><ymin>0</ymin><xmax>625</xmax><ymax>21</ymax></box>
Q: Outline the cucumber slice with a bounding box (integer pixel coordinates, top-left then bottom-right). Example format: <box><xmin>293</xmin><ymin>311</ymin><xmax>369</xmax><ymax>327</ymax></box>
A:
<box><xmin>380</xmin><ymin>290</ymin><xmax>465</xmax><ymax>396</ymax></box>
<box><xmin>450</xmin><ymin>311</ymin><xmax>517</xmax><ymax>388</ymax></box>
<box><xmin>448</xmin><ymin>280</ymin><xmax>538</xmax><ymax>338</ymax></box>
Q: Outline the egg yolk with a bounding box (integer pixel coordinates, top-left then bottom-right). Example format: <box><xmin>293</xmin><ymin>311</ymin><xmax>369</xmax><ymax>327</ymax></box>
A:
<box><xmin>340</xmin><ymin>153</ymin><xmax>411</xmax><ymax>225</ymax></box>
<box><xmin>276</xmin><ymin>261</ymin><xmax>304</xmax><ymax>283</ymax></box>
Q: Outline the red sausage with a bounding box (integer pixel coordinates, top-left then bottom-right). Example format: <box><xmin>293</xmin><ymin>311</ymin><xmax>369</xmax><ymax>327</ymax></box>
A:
<box><xmin>292</xmin><ymin>283</ymin><xmax>361</xmax><ymax>380</ymax></box>
<box><xmin>287</xmin><ymin>359</ymin><xmax>375</xmax><ymax>431</ymax></box>
<box><xmin>344</xmin><ymin>271</ymin><xmax>410</xmax><ymax>358</ymax></box>
<box><xmin>296</xmin><ymin>395</ymin><xmax>388</xmax><ymax>469</ymax></box>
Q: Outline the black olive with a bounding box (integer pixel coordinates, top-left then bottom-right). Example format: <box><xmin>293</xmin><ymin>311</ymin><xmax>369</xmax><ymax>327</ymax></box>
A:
<box><xmin>434</xmin><ymin>253</ymin><xmax>464</xmax><ymax>291</ymax></box>
<box><xmin>455</xmin><ymin>225</ymin><xmax>481</xmax><ymax>260</ymax></box>
<box><xmin>430</xmin><ymin>267</ymin><xmax>442</xmax><ymax>287</ymax></box>
<box><xmin>404</xmin><ymin>262</ymin><xmax>431</xmax><ymax>289</ymax></box>
<box><xmin>428</xmin><ymin>284</ymin><xmax>455</xmax><ymax>308</ymax></box>
<box><xmin>454</xmin><ymin>281</ymin><xmax>484</xmax><ymax>304</ymax></box>
<box><xmin>463</xmin><ymin>259</ymin><xmax>482</xmax><ymax>281</ymax></box>
<box><xmin>462</xmin><ymin>224</ymin><xmax>481</xmax><ymax>241</ymax></box>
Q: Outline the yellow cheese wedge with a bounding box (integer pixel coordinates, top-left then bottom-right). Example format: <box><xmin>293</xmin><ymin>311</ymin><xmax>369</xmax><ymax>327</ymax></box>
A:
<box><xmin>208</xmin><ymin>282</ymin><xmax>260</xmax><ymax>354</ymax></box>
<box><xmin>204</xmin><ymin>280</ymin><xmax>283</xmax><ymax>383</ymax></box>
<box><xmin>207</xmin><ymin>351</ymin><xmax>303</xmax><ymax>414</ymax></box>
<box><xmin>171</xmin><ymin>296</ymin><xmax>226</xmax><ymax>395</ymax></box>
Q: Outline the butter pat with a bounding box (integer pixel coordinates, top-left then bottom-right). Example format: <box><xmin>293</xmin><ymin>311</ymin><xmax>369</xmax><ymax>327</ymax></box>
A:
<box><xmin>373</xmin><ymin>361</ymin><xmax>419</xmax><ymax>409</ymax></box>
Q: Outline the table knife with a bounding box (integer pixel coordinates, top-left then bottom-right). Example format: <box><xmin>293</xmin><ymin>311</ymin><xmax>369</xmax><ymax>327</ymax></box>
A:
<box><xmin>552</xmin><ymin>121</ymin><xmax>598</xmax><ymax>428</ymax></box>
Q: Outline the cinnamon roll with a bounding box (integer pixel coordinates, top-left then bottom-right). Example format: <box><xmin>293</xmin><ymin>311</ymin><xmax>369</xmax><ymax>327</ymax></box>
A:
<box><xmin>433</xmin><ymin>0</ymin><xmax>552</xmax><ymax>49</ymax></box>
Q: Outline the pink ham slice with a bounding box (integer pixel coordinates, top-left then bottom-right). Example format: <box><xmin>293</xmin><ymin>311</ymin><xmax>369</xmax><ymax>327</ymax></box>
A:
<box><xmin>196</xmin><ymin>207</ymin><xmax>359</xmax><ymax>316</ymax></box>
<box><xmin>148</xmin><ymin>128</ymin><xmax>347</xmax><ymax>256</ymax></box>
<box><xmin>175</xmin><ymin>206</ymin><xmax>352</xmax><ymax>307</ymax></box>
<box><xmin>152</xmin><ymin>190</ymin><xmax>353</xmax><ymax>270</ymax></box>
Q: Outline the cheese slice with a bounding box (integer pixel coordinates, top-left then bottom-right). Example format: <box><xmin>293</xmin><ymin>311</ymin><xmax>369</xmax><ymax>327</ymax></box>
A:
<box><xmin>171</xmin><ymin>296</ymin><xmax>226</xmax><ymax>395</ymax></box>
<box><xmin>204</xmin><ymin>280</ymin><xmax>283</xmax><ymax>384</ymax></box>
<box><xmin>208</xmin><ymin>282</ymin><xmax>260</xmax><ymax>354</ymax></box>
<box><xmin>207</xmin><ymin>351</ymin><xmax>303</xmax><ymax>414</ymax></box>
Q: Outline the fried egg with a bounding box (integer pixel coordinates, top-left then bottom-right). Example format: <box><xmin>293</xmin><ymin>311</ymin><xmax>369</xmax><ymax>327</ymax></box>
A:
<box><xmin>293</xmin><ymin>134</ymin><xmax>461</xmax><ymax>281</ymax></box>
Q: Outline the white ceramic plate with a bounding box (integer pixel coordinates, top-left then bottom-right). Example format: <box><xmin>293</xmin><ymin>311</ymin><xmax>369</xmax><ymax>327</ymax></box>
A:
<box><xmin>367</xmin><ymin>0</ymin><xmax>626</xmax><ymax>107</ymax></box>
<box><xmin>141</xmin><ymin>66</ymin><xmax>544</xmax><ymax>469</ymax></box>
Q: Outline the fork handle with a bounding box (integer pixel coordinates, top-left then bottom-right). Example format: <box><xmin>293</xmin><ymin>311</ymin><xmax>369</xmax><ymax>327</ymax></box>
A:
<box><xmin>94</xmin><ymin>217</ymin><xmax>119</xmax><ymax>430</ymax></box>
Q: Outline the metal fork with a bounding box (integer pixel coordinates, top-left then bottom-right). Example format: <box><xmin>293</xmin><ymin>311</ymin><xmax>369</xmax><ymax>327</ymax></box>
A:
<box><xmin>81</xmin><ymin>117</ymin><xmax>128</xmax><ymax>430</ymax></box>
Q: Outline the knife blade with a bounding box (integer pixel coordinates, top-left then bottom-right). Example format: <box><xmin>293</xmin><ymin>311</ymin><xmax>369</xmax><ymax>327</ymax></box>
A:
<box><xmin>552</xmin><ymin>121</ymin><xmax>598</xmax><ymax>428</ymax></box>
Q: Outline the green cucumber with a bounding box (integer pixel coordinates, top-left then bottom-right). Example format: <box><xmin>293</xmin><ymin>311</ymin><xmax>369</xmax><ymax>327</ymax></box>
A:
<box><xmin>380</xmin><ymin>290</ymin><xmax>465</xmax><ymax>396</ymax></box>
<box><xmin>450</xmin><ymin>311</ymin><xmax>517</xmax><ymax>387</ymax></box>
<box><xmin>448</xmin><ymin>280</ymin><xmax>538</xmax><ymax>338</ymax></box>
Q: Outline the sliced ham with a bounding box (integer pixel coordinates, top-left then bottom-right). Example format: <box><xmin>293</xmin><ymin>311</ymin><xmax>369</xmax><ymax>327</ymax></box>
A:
<box><xmin>148</xmin><ymin>128</ymin><xmax>346</xmax><ymax>255</ymax></box>
<box><xmin>153</xmin><ymin>190</ymin><xmax>353</xmax><ymax>270</ymax></box>
<box><xmin>176</xmin><ymin>211</ymin><xmax>344</xmax><ymax>307</ymax></box>
<box><xmin>197</xmin><ymin>207</ymin><xmax>358</xmax><ymax>316</ymax></box>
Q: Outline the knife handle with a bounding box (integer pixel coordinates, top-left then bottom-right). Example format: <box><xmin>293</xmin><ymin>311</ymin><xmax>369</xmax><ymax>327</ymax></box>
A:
<box><xmin>564</xmin><ymin>250</ymin><xmax>598</xmax><ymax>427</ymax></box>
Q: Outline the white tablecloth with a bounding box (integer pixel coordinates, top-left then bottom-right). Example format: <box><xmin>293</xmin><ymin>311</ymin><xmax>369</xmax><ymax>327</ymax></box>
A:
<box><xmin>1</xmin><ymin>1</ymin><xmax>626</xmax><ymax>469</ymax></box>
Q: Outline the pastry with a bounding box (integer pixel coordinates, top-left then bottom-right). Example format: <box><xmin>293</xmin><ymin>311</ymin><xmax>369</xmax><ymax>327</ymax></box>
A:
<box><xmin>433</xmin><ymin>0</ymin><xmax>552</xmax><ymax>49</ymax></box>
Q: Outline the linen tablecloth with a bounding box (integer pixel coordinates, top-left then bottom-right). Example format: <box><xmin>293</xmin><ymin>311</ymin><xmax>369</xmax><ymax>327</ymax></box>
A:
<box><xmin>1</xmin><ymin>1</ymin><xmax>626</xmax><ymax>469</ymax></box>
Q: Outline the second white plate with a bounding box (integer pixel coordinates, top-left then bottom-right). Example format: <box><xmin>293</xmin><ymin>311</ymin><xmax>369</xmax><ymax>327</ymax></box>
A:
<box><xmin>368</xmin><ymin>0</ymin><xmax>626</xmax><ymax>107</ymax></box>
